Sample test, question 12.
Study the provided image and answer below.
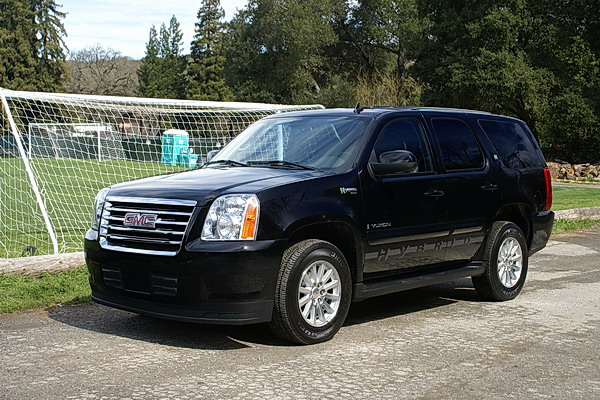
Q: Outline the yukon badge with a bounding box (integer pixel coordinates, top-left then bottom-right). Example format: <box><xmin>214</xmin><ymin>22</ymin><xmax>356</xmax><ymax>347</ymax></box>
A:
<box><xmin>123</xmin><ymin>213</ymin><xmax>158</xmax><ymax>229</ymax></box>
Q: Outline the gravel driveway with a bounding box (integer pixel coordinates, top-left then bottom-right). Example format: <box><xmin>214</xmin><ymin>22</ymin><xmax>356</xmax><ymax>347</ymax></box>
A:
<box><xmin>1</xmin><ymin>229</ymin><xmax>599</xmax><ymax>399</ymax></box>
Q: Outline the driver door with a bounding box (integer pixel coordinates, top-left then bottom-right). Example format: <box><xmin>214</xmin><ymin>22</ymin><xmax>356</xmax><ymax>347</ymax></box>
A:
<box><xmin>360</xmin><ymin>117</ymin><xmax>449</xmax><ymax>276</ymax></box>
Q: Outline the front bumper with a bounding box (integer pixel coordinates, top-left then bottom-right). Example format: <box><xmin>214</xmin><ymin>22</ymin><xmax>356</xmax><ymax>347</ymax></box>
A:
<box><xmin>529</xmin><ymin>210</ymin><xmax>554</xmax><ymax>255</ymax></box>
<box><xmin>85</xmin><ymin>229</ymin><xmax>286</xmax><ymax>325</ymax></box>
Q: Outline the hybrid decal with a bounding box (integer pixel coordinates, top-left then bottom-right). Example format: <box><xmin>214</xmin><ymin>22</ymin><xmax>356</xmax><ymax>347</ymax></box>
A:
<box><xmin>366</xmin><ymin>236</ymin><xmax>484</xmax><ymax>262</ymax></box>
<box><xmin>339</xmin><ymin>187</ymin><xmax>358</xmax><ymax>195</ymax></box>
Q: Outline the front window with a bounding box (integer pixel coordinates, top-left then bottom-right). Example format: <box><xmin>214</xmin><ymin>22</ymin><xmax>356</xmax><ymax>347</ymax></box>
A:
<box><xmin>208</xmin><ymin>116</ymin><xmax>370</xmax><ymax>170</ymax></box>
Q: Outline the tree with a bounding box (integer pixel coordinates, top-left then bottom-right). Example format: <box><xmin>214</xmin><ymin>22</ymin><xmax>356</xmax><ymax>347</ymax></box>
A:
<box><xmin>66</xmin><ymin>45</ymin><xmax>139</xmax><ymax>96</ymax></box>
<box><xmin>414</xmin><ymin>1</ymin><xmax>553</xmax><ymax>138</ymax></box>
<box><xmin>0</xmin><ymin>0</ymin><xmax>38</xmax><ymax>91</ymax></box>
<box><xmin>333</xmin><ymin>0</ymin><xmax>424</xmax><ymax>106</ymax></box>
<box><xmin>224</xmin><ymin>0</ymin><xmax>343</xmax><ymax>104</ymax></box>
<box><xmin>187</xmin><ymin>0</ymin><xmax>232</xmax><ymax>101</ymax></box>
<box><xmin>137</xmin><ymin>15</ymin><xmax>186</xmax><ymax>99</ymax></box>
<box><xmin>137</xmin><ymin>25</ymin><xmax>161</xmax><ymax>97</ymax></box>
<box><xmin>413</xmin><ymin>0</ymin><xmax>600</xmax><ymax>158</ymax></box>
<box><xmin>29</xmin><ymin>0</ymin><xmax>68</xmax><ymax>92</ymax></box>
<box><xmin>0</xmin><ymin>0</ymin><xmax>67</xmax><ymax>92</ymax></box>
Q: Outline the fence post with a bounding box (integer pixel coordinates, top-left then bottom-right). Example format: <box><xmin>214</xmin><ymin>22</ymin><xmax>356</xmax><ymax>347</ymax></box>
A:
<box><xmin>0</xmin><ymin>89</ymin><xmax>59</xmax><ymax>254</ymax></box>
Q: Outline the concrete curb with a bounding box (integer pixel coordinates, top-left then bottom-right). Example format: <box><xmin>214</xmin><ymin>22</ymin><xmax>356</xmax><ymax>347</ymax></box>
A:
<box><xmin>0</xmin><ymin>252</ymin><xmax>84</xmax><ymax>277</ymax></box>
<box><xmin>554</xmin><ymin>207</ymin><xmax>600</xmax><ymax>221</ymax></box>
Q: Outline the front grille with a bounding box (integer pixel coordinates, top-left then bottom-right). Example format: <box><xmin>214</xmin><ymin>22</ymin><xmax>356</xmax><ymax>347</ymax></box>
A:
<box><xmin>99</xmin><ymin>196</ymin><xmax>197</xmax><ymax>256</ymax></box>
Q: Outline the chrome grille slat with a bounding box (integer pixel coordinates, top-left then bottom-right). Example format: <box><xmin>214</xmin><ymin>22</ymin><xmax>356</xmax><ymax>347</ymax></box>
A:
<box><xmin>105</xmin><ymin>206</ymin><xmax>193</xmax><ymax>216</ymax></box>
<box><xmin>108</xmin><ymin>225</ymin><xmax>185</xmax><ymax>235</ymax></box>
<box><xmin>100</xmin><ymin>197</ymin><xmax>196</xmax><ymax>256</ymax></box>
<box><xmin>106</xmin><ymin>234</ymin><xmax>183</xmax><ymax>245</ymax></box>
<box><xmin>105</xmin><ymin>216</ymin><xmax>188</xmax><ymax>226</ymax></box>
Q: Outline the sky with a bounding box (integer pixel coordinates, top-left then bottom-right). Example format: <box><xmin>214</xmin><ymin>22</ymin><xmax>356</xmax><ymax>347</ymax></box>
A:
<box><xmin>59</xmin><ymin>0</ymin><xmax>248</xmax><ymax>60</ymax></box>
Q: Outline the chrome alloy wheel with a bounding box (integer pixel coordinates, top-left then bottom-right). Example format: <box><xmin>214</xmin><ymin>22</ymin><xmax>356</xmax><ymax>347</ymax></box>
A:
<box><xmin>298</xmin><ymin>260</ymin><xmax>341</xmax><ymax>327</ymax></box>
<box><xmin>497</xmin><ymin>237</ymin><xmax>523</xmax><ymax>288</ymax></box>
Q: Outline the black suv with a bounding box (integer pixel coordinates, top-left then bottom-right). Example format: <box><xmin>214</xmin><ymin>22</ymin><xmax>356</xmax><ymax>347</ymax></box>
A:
<box><xmin>85</xmin><ymin>107</ymin><xmax>554</xmax><ymax>344</ymax></box>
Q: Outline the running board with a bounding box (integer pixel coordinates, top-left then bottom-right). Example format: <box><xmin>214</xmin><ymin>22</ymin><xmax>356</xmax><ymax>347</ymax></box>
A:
<box><xmin>352</xmin><ymin>263</ymin><xmax>485</xmax><ymax>302</ymax></box>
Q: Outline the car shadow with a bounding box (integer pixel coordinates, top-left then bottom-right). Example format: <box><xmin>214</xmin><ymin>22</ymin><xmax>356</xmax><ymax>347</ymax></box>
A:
<box><xmin>48</xmin><ymin>278</ymin><xmax>480</xmax><ymax>349</ymax></box>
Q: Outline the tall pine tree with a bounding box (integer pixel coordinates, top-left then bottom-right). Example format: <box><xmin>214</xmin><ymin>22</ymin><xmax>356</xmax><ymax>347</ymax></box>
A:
<box><xmin>137</xmin><ymin>16</ymin><xmax>186</xmax><ymax>99</ymax></box>
<box><xmin>0</xmin><ymin>0</ymin><xmax>38</xmax><ymax>91</ymax></box>
<box><xmin>187</xmin><ymin>0</ymin><xmax>231</xmax><ymax>101</ymax></box>
<box><xmin>29</xmin><ymin>0</ymin><xmax>68</xmax><ymax>91</ymax></box>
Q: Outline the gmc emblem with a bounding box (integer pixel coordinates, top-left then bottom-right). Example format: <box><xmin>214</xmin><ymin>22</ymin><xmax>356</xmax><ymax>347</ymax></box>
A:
<box><xmin>123</xmin><ymin>213</ymin><xmax>158</xmax><ymax>228</ymax></box>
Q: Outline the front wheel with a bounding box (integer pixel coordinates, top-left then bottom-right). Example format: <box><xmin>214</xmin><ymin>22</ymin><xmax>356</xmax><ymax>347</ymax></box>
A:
<box><xmin>472</xmin><ymin>221</ymin><xmax>528</xmax><ymax>301</ymax></box>
<box><xmin>269</xmin><ymin>240</ymin><xmax>352</xmax><ymax>344</ymax></box>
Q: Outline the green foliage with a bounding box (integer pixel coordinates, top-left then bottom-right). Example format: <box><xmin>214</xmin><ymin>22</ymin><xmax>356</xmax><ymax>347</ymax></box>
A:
<box><xmin>137</xmin><ymin>16</ymin><xmax>186</xmax><ymax>99</ymax></box>
<box><xmin>224</xmin><ymin>0</ymin><xmax>343</xmax><ymax>104</ymax></box>
<box><xmin>0</xmin><ymin>0</ymin><xmax>38</xmax><ymax>91</ymax></box>
<box><xmin>0</xmin><ymin>0</ymin><xmax>67</xmax><ymax>92</ymax></box>
<box><xmin>187</xmin><ymin>0</ymin><xmax>232</xmax><ymax>101</ymax></box>
<box><xmin>29</xmin><ymin>0</ymin><xmax>68</xmax><ymax>92</ymax></box>
<box><xmin>0</xmin><ymin>267</ymin><xmax>90</xmax><ymax>314</ymax></box>
<box><xmin>414</xmin><ymin>0</ymin><xmax>599</xmax><ymax>158</ymax></box>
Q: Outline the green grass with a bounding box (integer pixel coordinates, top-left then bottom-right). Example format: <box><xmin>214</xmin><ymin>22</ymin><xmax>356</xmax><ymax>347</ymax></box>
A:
<box><xmin>552</xmin><ymin>219</ymin><xmax>600</xmax><ymax>235</ymax></box>
<box><xmin>1</xmin><ymin>157</ymin><xmax>186</xmax><ymax>258</ymax></box>
<box><xmin>552</xmin><ymin>186</ymin><xmax>600</xmax><ymax>211</ymax></box>
<box><xmin>0</xmin><ymin>267</ymin><xmax>91</xmax><ymax>314</ymax></box>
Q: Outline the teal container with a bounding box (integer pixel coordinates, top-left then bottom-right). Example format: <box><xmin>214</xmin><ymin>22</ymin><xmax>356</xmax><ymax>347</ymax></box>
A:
<box><xmin>161</xmin><ymin>130</ymin><xmax>189</xmax><ymax>166</ymax></box>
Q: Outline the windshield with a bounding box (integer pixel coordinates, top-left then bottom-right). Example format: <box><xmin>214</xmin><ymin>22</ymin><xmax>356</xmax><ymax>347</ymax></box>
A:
<box><xmin>208</xmin><ymin>116</ymin><xmax>369</xmax><ymax>170</ymax></box>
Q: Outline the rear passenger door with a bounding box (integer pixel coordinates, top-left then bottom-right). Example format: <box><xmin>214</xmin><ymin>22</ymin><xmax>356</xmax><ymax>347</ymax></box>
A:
<box><xmin>427</xmin><ymin>117</ymin><xmax>502</xmax><ymax>262</ymax></box>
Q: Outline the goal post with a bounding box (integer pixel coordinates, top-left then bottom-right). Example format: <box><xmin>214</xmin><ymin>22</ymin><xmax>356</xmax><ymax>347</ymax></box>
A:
<box><xmin>0</xmin><ymin>87</ymin><xmax>322</xmax><ymax>258</ymax></box>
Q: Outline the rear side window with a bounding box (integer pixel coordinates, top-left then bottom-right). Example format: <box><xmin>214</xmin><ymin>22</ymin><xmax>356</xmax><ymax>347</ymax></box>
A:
<box><xmin>479</xmin><ymin>119</ymin><xmax>543</xmax><ymax>169</ymax></box>
<box><xmin>431</xmin><ymin>118</ymin><xmax>484</xmax><ymax>171</ymax></box>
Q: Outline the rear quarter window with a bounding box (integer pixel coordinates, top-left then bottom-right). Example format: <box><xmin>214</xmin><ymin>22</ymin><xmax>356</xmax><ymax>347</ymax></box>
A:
<box><xmin>478</xmin><ymin>119</ymin><xmax>543</xmax><ymax>169</ymax></box>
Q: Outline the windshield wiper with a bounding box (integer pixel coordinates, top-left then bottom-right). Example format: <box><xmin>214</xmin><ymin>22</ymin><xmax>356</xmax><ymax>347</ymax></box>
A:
<box><xmin>204</xmin><ymin>159</ymin><xmax>249</xmax><ymax>167</ymax></box>
<box><xmin>247</xmin><ymin>160</ymin><xmax>317</xmax><ymax>171</ymax></box>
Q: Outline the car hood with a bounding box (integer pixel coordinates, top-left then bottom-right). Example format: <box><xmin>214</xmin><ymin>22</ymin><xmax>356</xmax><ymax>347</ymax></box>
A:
<box><xmin>107</xmin><ymin>166</ymin><xmax>323</xmax><ymax>206</ymax></box>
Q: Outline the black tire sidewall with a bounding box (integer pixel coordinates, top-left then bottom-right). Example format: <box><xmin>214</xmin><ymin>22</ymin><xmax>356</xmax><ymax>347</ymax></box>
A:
<box><xmin>487</xmin><ymin>224</ymin><xmax>528</xmax><ymax>300</ymax></box>
<box><xmin>284</xmin><ymin>243</ymin><xmax>352</xmax><ymax>343</ymax></box>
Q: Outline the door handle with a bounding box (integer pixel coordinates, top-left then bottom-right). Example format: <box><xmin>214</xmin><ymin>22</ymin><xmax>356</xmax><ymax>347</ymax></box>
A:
<box><xmin>424</xmin><ymin>189</ymin><xmax>445</xmax><ymax>198</ymax></box>
<box><xmin>481</xmin><ymin>183</ymin><xmax>499</xmax><ymax>191</ymax></box>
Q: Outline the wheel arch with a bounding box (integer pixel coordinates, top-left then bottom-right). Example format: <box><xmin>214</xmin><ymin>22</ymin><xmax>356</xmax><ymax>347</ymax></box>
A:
<box><xmin>286</xmin><ymin>217</ymin><xmax>363</xmax><ymax>284</ymax></box>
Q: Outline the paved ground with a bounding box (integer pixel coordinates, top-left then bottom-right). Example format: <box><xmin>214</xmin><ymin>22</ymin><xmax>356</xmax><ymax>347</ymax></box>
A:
<box><xmin>1</xmin><ymin>228</ymin><xmax>600</xmax><ymax>400</ymax></box>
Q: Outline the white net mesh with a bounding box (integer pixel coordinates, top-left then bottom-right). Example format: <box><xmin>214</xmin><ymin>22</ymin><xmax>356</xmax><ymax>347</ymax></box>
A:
<box><xmin>0</xmin><ymin>88</ymin><xmax>322</xmax><ymax>258</ymax></box>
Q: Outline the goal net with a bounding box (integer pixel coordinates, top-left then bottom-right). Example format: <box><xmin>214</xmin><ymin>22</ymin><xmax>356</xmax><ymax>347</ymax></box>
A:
<box><xmin>0</xmin><ymin>88</ymin><xmax>322</xmax><ymax>258</ymax></box>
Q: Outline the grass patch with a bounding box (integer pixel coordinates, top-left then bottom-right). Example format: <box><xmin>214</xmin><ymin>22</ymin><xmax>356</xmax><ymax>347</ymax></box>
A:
<box><xmin>552</xmin><ymin>219</ymin><xmax>600</xmax><ymax>235</ymax></box>
<box><xmin>552</xmin><ymin>186</ymin><xmax>600</xmax><ymax>211</ymax></box>
<box><xmin>1</xmin><ymin>157</ymin><xmax>187</xmax><ymax>258</ymax></box>
<box><xmin>0</xmin><ymin>266</ymin><xmax>91</xmax><ymax>314</ymax></box>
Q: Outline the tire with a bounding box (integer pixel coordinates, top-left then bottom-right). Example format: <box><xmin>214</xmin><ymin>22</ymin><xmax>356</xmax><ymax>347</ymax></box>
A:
<box><xmin>269</xmin><ymin>239</ymin><xmax>352</xmax><ymax>344</ymax></box>
<box><xmin>472</xmin><ymin>221</ymin><xmax>528</xmax><ymax>301</ymax></box>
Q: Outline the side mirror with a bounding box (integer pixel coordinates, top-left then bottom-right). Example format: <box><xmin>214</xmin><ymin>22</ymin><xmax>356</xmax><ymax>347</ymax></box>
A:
<box><xmin>206</xmin><ymin>149</ymin><xmax>220</xmax><ymax>162</ymax></box>
<box><xmin>370</xmin><ymin>150</ymin><xmax>418</xmax><ymax>175</ymax></box>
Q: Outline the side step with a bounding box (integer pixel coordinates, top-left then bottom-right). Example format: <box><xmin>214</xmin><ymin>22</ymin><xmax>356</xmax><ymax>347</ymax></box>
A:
<box><xmin>352</xmin><ymin>263</ymin><xmax>485</xmax><ymax>302</ymax></box>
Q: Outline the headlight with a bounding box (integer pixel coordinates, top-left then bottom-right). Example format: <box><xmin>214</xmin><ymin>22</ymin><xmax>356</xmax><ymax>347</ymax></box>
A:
<box><xmin>91</xmin><ymin>187</ymin><xmax>110</xmax><ymax>230</ymax></box>
<box><xmin>201</xmin><ymin>194</ymin><xmax>259</xmax><ymax>240</ymax></box>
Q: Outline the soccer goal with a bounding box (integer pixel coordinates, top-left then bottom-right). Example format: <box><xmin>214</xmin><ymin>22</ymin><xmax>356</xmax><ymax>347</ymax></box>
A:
<box><xmin>0</xmin><ymin>88</ymin><xmax>322</xmax><ymax>258</ymax></box>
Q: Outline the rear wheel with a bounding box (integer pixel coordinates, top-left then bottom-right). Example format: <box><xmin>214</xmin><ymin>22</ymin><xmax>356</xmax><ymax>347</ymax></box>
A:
<box><xmin>472</xmin><ymin>221</ymin><xmax>528</xmax><ymax>301</ymax></box>
<box><xmin>269</xmin><ymin>240</ymin><xmax>351</xmax><ymax>344</ymax></box>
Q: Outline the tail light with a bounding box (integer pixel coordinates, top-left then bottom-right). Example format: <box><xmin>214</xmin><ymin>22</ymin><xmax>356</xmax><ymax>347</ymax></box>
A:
<box><xmin>543</xmin><ymin>167</ymin><xmax>552</xmax><ymax>211</ymax></box>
